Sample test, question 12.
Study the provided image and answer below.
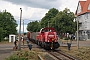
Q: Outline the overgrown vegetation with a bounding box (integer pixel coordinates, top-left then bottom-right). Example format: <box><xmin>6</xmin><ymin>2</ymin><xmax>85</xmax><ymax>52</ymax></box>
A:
<box><xmin>60</xmin><ymin>46</ymin><xmax>90</xmax><ymax>60</ymax></box>
<box><xmin>5</xmin><ymin>51</ymin><xmax>38</xmax><ymax>60</ymax></box>
<box><xmin>76</xmin><ymin>47</ymin><xmax>90</xmax><ymax>60</ymax></box>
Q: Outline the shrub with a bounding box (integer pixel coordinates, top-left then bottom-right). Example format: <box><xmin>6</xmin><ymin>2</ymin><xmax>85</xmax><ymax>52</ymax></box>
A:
<box><xmin>5</xmin><ymin>51</ymin><xmax>38</xmax><ymax>60</ymax></box>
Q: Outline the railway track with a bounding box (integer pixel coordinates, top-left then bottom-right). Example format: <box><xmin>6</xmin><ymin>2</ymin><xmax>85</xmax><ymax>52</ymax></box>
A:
<box><xmin>48</xmin><ymin>50</ymin><xmax>78</xmax><ymax>60</ymax></box>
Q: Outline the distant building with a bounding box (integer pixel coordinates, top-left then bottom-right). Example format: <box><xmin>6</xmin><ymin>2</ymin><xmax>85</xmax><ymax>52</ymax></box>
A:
<box><xmin>75</xmin><ymin>0</ymin><xmax>90</xmax><ymax>40</ymax></box>
<box><xmin>9</xmin><ymin>34</ymin><xmax>16</xmax><ymax>42</ymax></box>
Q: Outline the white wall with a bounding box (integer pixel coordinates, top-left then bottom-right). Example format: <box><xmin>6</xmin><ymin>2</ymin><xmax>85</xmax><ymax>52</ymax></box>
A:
<box><xmin>78</xmin><ymin>13</ymin><xmax>90</xmax><ymax>30</ymax></box>
<box><xmin>9</xmin><ymin>34</ymin><xmax>16</xmax><ymax>42</ymax></box>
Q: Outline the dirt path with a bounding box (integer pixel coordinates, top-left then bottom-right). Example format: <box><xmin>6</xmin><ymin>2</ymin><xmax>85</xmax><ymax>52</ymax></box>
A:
<box><xmin>0</xmin><ymin>49</ymin><xmax>13</xmax><ymax>60</ymax></box>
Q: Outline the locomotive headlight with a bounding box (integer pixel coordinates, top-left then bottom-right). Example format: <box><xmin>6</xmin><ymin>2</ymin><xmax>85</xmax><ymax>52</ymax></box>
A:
<box><xmin>48</xmin><ymin>40</ymin><xmax>49</xmax><ymax>42</ymax></box>
<box><xmin>52</xmin><ymin>39</ymin><xmax>54</xmax><ymax>41</ymax></box>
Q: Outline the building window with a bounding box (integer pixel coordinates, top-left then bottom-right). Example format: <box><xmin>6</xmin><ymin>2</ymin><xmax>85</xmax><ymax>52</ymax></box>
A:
<box><xmin>88</xmin><ymin>4</ymin><xmax>90</xmax><ymax>10</ymax></box>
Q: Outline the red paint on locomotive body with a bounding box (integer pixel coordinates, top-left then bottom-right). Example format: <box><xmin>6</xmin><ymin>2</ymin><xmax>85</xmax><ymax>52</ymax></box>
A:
<box><xmin>36</xmin><ymin>27</ymin><xmax>58</xmax><ymax>42</ymax></box>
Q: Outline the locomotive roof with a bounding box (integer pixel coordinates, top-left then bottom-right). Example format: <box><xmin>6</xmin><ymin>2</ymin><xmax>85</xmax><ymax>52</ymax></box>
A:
<box><xmin>44</xmin><ymin>27</ymin><xmax>55</xmax><ymax>30</ymax></box>
<box><xmin>40</xmin><ymin>27</ymin><xmax>56</xmax><ymax>32</ymax></box>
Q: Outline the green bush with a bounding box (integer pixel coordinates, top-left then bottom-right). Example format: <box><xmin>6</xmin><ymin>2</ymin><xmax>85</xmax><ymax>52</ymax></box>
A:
<box><xmin>5</xmin><ymin>56</ymin><xmax>28</xmax><ymax>60</ymax></box>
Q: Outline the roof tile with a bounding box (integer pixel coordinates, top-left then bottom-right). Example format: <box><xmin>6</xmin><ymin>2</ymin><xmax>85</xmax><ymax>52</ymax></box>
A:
<box><xmin>75</xmin><ymin>0</ymin><xmax>90</xmax><ymax>16</ymax></box>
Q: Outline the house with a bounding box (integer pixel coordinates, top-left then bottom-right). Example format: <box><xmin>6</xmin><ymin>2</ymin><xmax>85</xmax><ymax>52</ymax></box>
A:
<box><xmin>75</xmin><ymin>0</ymin><xmax>90</xmax><ymax>40</ymax></box>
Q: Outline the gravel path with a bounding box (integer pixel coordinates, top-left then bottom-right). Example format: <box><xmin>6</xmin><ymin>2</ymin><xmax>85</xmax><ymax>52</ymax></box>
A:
<box><xmin>0</xmin><ymin>49</ymin><xmax>13</xmax><ymax>60</ymax></box>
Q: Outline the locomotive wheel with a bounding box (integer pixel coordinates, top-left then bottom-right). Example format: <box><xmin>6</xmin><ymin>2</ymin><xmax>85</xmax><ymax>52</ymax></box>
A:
<box><xmin>41</xmin><ymin>42</ymin><xmax>43</xmax><ymax>48</ymax></box>
<box><xmin>38</xmin><ymin>41</ymin><xmax>41</xmax><ymax>46</ymax></box>
<box><xmin>43</xmin><ymin>42</ymin><xmax>45</xmax><ymax>48</ymax></box>
<box><xmin>41</xmin><ymin>42</ymin><xmax>44</xmax><ymax>48</ymax></box>
<box><xmin>39</xmin><ymin>41</ymin><xmax>42</xmax><ymax>46</ymax></box>
<box><xmin>44</xmin><ymin>42</ymin><xmax>51</xmax><ymax>50</ymax></box>
<box><xmin>37</xmin><ymin>41</ymin><xmax>39</xmax><ymax>45</ymax></box>
<box><xmin>36</xmin><ymin>40</ymin><xmax>38</xmax><ymax>45</ymax></box>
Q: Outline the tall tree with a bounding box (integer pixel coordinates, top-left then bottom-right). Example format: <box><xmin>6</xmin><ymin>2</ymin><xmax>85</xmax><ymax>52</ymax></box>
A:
<box><xmin>27</xmin><ymin>21</ymin><xmax>40</xmax><ymax>32</ymax></box>
<box><xmin>0</xmin><ymin>10</ymin><xmax>17</xmax><ymax>39</ymax></box>
<box><xmin>52</xmin><ymin>8</ymin><xmax>76</xmax><ymax>34</ymax></box>
<box><xmin>0</xmin><ymin>27</ymin><xmax>3</xmax><ymax>42</ymax></box>
<box><xmin>41</xmin><ymin>8</ymin><xmax>59</xmax><ymax>28</ymax></box>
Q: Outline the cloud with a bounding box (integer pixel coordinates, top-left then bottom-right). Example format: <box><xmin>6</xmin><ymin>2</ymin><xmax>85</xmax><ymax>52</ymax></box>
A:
<box><xmin>17</xmin><ymin>25</ymin><xmax>28</xmax><ymax>33</ymax></box>
<box><xmin>59</xmin><ymin>0</ymin><xmax>78</xmax><ymax>13</ymax></box>
<box><xmin>3</xmin><ymin>0</ymin><xmax>79</xmax><ymax>13</ymax></box>
<box><xmin>3</xmin><ymin>0</ymin><xmax>61</xmax><ymax>9</ymax></box>
<box><xmin>0</xmin><ymin>0</ymin><xmax>48</xmax><ymax>20</ymax></box>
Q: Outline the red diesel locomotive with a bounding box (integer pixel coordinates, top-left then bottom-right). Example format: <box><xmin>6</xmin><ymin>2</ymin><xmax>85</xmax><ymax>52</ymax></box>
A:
<box><xmin>27</xmin><ymin>27</ymin><xmax>60</xmax><ymax>50</ymax></box>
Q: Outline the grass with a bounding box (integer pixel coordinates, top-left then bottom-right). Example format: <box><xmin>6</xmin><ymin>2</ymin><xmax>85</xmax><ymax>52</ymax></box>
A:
<box><xmin>5</xmin><ymin>50</ymin><xmax>39</xmax><ymax>60</ymax></box>
<box><xmin>60</xmin><ymin>46</ymin><xmax>90</xmax><ymax>60</ymax></box>
<box><xmin>0</xmin><ymin>40</ymin><xmax>12</xmax><ymax>44</ymax></box>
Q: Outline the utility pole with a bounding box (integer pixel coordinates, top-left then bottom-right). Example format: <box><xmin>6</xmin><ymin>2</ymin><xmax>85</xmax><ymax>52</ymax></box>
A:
<box><xmin>18</xmin><ymin>8</ymin><xmax>22</xmax><ymax>50</ymax></box>
<box><xmin>77</xmin><ymin>18</ymin><xmax>79</xmax><ymax>49</ymax></box>
<box><xmin>23</xmin><ymin>20</ymin><xmax>24</xmax><ymax>35</ymax></box>
<box><xmin>75</xmin><ymin>16</ymin><xmax>79</xmax><ymax>49</ymax></box>
<box><xmin>23</xmin><ymin>19</ymin><xmax>24</xmax><ymax>45</ymax></box>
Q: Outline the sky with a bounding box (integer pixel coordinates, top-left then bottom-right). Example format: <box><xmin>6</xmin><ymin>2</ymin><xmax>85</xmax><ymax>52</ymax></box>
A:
<box><xmin>0</xmin><ymin>0</ymin><xmax>81</xmax><ymax>32</ymax></box>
